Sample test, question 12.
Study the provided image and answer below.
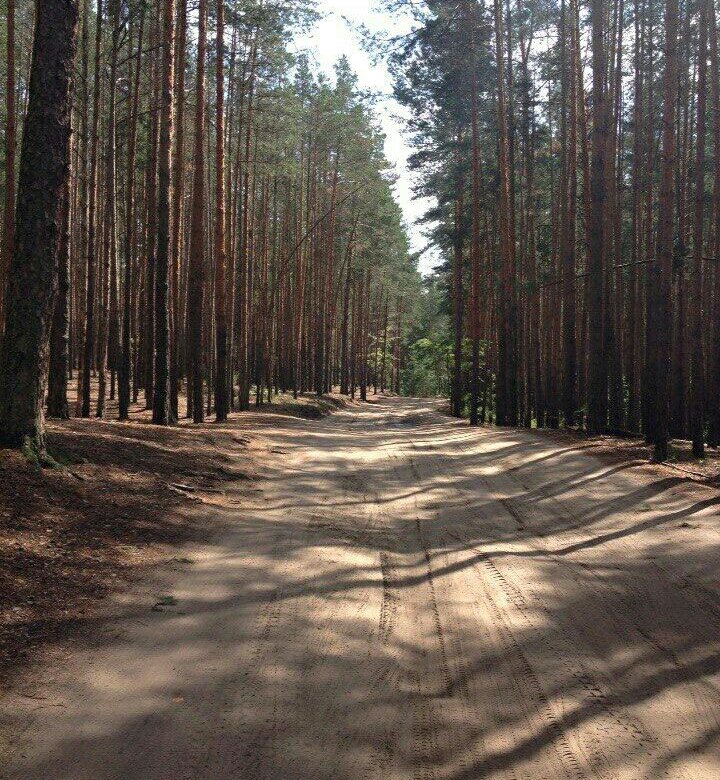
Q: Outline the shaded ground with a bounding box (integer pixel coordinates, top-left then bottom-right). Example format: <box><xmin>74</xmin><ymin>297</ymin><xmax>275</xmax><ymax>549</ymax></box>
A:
<box><xmin>2</xmin><ymin>397</ymin><xmax>720</xmax><ymax>779</ymax></box>
<box><xmin>0</xmin><ymin>386</ymin><xmax>346</xmax><ymax>690</ymax></box>
<box><xmin>529</xmin><ymin>426</ymin><xmax>720</xmax><ymax>485</ymax></box>
<box><xmin>0</xmin><ymin>417</ymin><xmax>250</xmax><ymax>689</ymax></box>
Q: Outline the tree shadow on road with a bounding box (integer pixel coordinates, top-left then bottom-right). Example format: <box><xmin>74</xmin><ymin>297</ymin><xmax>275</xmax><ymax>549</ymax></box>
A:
<box><xmin>4</xmin><ymin>398</ymin><xmax>720</xmax><ymax>779</ymax></box>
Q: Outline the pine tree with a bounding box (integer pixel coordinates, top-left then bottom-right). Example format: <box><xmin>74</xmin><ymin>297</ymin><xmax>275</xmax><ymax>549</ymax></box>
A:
<box><xmin>152</xmin><ymin>0</ymin><xmax>176</xmax><ymax>425</ymax></box>
<box><xmin>0</xmin><ymin>0</ymin><xmax>79</xmax><ymax>451</ymax></box>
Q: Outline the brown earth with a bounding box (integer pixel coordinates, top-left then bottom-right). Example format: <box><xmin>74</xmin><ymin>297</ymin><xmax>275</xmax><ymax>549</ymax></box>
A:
<box><xmin>2</xmin><ymin>396</ymin><xmax>720</xmax><ymax>779</ymax></box>
<box><xmin>0</xmin><ymin>387</ymin><xmax>344</xmax><ymax>690</ymax></box>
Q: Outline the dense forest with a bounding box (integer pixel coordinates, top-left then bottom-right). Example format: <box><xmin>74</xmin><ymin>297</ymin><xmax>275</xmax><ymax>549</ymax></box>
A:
<box><xmin>1</xmin><ymin>0</ymin><xmax>719</xmax><ymax>464</ymax></box>
<box><xmin>387</xmin><ymin>0</ymin><xmax>720</xmax><ymax>462</ymax></box>
<box><xmin>0</xmin><ymin>0</ymin><xmax>419</xmax><ymax>456</ymax></box>
<box><xmin>5</xmin><ymin>2</ymin><xmax>720</xmax><ymax>773</ymax></box>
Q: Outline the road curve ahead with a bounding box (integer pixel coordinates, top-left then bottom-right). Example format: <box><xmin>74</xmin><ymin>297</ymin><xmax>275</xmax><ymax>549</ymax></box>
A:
<box><xmin>3</xmin><ymin>397</ymin><xmax>720</xmax><ymax>779</ymax></box>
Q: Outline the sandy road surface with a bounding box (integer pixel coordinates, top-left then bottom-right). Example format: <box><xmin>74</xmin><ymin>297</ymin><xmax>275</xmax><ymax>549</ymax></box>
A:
<box><xmin>3</xmin><ymin>397</ymin><xmax>720</xmax><ymax>779</ymax></box>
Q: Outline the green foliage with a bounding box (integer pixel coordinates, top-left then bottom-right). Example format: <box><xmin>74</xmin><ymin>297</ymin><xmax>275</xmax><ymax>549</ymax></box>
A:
<box><xmin>401</xmin><ymin>276</ymin><xmax>450</xmax><ymax>397</ymax></box>
<box><xmin>402</xmin><ymin>336</ymin><xmax>452</xmax><ymax>397</ymax></box>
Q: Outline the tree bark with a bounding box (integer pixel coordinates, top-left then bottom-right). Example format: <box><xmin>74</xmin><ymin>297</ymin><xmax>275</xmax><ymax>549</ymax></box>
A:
<box><xmin>627</xmin><ymin>0</ymin><xmax>644</xmax><ymax>432</ymax></box>
<box><xmin>0</xmin><ymin>0</ymin><xmax>78</xmax><ymax>450</ymax></box>
<box><xmin>470</xmin><ymin>61</ymin><xmax>482</xmax><ymax>426</ymax></box>
<box><xmin>708</xmin><ymin>0</ymin><xmax>720</xmax><ymax>446</ymax></box>
<box><xmin>214</xmin><ymin>0</ymin><xmax>228</xmax><ymax>422</ymax></box>
<box><xmin>452</xmin><ymin>146</ymin><xmax>464</xmax><ymax>418</ymax></box>
<box><xmin>48</xmin><ymin>180</ymin><xmax>71</xmax><ymax>419</ymax></box>
<box><xmin>170</xmin><ymin>0</ymin><xmax>186</xmax><ymax>422</ymax></box>
<box><xmin>690</xmin><ymin>0</ymin><xmax>707</xmax><ymax>457</ymax></box>
<box><xmin>561</xmin><ymin>0</ymin><xmax>578</xmax><ymax>425</ymax></box>
<box><xmin>0</xmin><ymin>0</ymin><xmax>16</xmax><ymax>335</ymax></box>
<box><xmin>152</xmin><ymin>0</ymin><xmax>175</xmax><ymax>425</ymax></box>
<box><xmin>587</xmin><ymin>0</ymin><xmax>609</xmax><ymax>433</ymax></box>
<box><xmin>187</xmin><ymin>0</ymin><xmax>206</xmax><ymax>423</ymax></box>
<box><xmin>96</xmin><ymin>0</ymin><xmax>120</xmax><ymax>419</ymax></box>
<box><xmin>649</xmin><ymin>0</ymin><xmax>680</xmax><ymax>461</ymax></box>
<box><xmin>493</xmin><ymin>0</ymin><xmax>517</xmax><ymax>426</ymax></box>
<box><xmin>119</xmin><ymin>1</ymin><xmax>145</xmax><ymax>420</ymax></box>
<box><xmin>80</xmin><ymin>0</ymin><xmax>102</xmax><ymax>418</ymax></box>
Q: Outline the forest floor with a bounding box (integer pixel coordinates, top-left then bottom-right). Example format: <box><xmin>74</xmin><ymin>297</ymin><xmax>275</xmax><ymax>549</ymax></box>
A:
<box><xmin>532</xmin><ymin>425</ymin><xmax>720</xmax><ymax>484</ymax></box>
<box><xmin>2</xmin><ymin>396</ymin><xmax>720</xmax><ymax>778</ymax></box>
<box><xmin>0</xmin><ymin>386</ymin><xmax>349</xmax><ymax>689</ymax></box>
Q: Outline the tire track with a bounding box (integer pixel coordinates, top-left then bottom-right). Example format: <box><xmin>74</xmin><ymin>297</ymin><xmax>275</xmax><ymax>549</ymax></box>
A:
<box><xmin>413</xmin><ymin>518</ymin><xmax>454</xmax><ymax>698</ymax></box>
<box><xmin>446</xmin><ymin>521</ymin><xmax>657</xmax><ymax>775</ymax></box>
<box><xmin>378</xmin><ymin>549</ymin><xmax>399</xmax><ymax>645</ymax></box>
<box><xmin>474</xmin><ymin>556</ymin><xmax>588</xmax><ymax>780</ymax></box>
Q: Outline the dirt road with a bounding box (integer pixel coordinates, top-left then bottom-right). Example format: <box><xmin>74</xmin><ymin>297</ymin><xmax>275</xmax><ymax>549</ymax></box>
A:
<box><xmin>3</xmin><ymin>397</ymin><xmax>720</xmax><ymax>779</ymax></box>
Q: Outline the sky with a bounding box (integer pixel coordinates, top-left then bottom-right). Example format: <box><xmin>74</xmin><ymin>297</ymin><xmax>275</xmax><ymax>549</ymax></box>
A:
<box><xmin>292</xmin><ymin>1</ymin><xmax>439</xmax><ymax>275</ymax></box>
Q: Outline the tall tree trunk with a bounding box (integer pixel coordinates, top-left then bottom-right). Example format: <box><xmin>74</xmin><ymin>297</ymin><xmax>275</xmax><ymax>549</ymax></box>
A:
<box><xmin>575</xmin><ymin>0</ymin><xmax>592</xmax><ymax>426</ymax></box>
<box><xmin>339</xmin><ymin>213</ymin><xmax>357</xmax><ymax>396</ymax></box>
<box><xmin>0</xmin><ymin>0</ymin><xmax>16</xmax><ymax>335</ymax></box>
<box><xmin>494</xmin><ymin>0</ymin><xmax>517</xmax><ymax>426</ymax></box>
<box><xmin>690</xmin><ymin>0</ymin><xmax>707</xmax><ymax>457</ymax></box>
<box><xmin>169</xmin><ymin>0</ymin><xmax>186</xmax><ymax>421</ymax></box>
<box><xmin>48</xmin><ymin>179</ymin><xmax>71</xmax><ymax>419</ymax></box>
<box><xmin>606</xmin><ymin>0</ymin><xmax>624</xmax><ymax>431</ymax></box>
<box><xmin>561</xmin><ymin>0</ymin><xmax>578</xmax><ymax>425</ymax></box>
<box><xmin>144</xmin><ymin>8</ymin><xmax>161</xmax><ymax>409</ymax></box>
<box><xmin>649</xmin><ymin>0</ymin><xmax>680</xmax><ymax>461</ymax></box>
<box><xmin>96</xmin><ymin>0</ymin><xmax>120</xmax><ymax>418</ymax></box>
<box><xmin>452</xmin><ymin>142</ymin><xmax>464</xmax><ymax>418</ymax></box>
<box><xmin>708</xmin><ymin>0</ymin><xmax>720</xmax><ymax>446</ymax></box>
<box><xmin>152</xmin><ymin>0</ymin><xmax>175</xmax><ymax>425</ymax></box>
<box><xmin>0</xmin><ymin>0</ymin><xmax>78</xmax><ymax>451</ymax></box>
<box><xmin>119</xmin><ymin>1</ymin><xmax>145</xmax><ymax>420</ymax></box>
<box><xmin>470</xmin><ymin>57</ymin><xmax>482</xmax><ymax>426</ymax></box>
<box><xmin>627</xmin><ymin>0</ymin><xmax>644</xmax><ymax>432</ymax></box>
<box><xmin>641</xmin><ymin>13</ymin><xmax>656</xmax><ymax>438</ymax></box>
<box><xmin>187</xmin><ymin>0</ymin><xmax>206</xmax><ymax>423</ymax></box>
<box><xmin>214</xmin><ymin>0</ymin><xmax>228</xmax><ymax>422</ymax></box>
<box><xmin>519</xmin><ymin>24</ymin><xmax>537</xmax><ymax>427</ymax></box>
<box><xmin>74</xmin><ymin>0</ymin><xmax>89</xmax><ymax>416</ymax></box>
<box><xmin>587</xmin><ymin>0</ymin><xmax>609</xmax><ymax>433</ymax></box>
<box><xmin>81</xmin><ymin>0</ymin><xmax>102</xmax><ymax>418</ymax></box>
